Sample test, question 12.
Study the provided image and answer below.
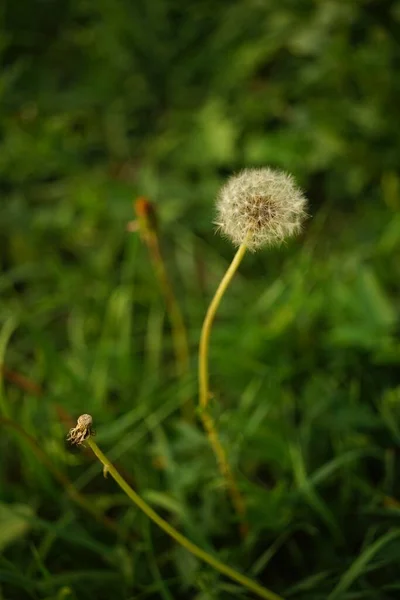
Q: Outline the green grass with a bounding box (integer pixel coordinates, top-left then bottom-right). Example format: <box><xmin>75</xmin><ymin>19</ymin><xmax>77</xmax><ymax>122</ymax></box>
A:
<box><xmin>2</xmin><ymin>0</ymin><xmax>400</xmax><ymax>598</ymax></box>
<box><xmin>2</xmin><ymin>184</ymin><xmax>400</xmax><ymax>599</ymax></box>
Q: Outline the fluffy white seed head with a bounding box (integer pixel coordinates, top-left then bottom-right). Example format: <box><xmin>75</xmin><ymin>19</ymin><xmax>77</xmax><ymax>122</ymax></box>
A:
<box><xmin>215</xmin><ymin>168</ymin><xmax>308</xmax><ymax>250</ymax></box>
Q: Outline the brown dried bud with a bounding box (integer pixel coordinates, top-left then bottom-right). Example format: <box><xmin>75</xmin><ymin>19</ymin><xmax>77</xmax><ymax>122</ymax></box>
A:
<box><xmin>67</xmin><ymin>414</ymin><xmax>94</xmax><ymax>445</ymax></box>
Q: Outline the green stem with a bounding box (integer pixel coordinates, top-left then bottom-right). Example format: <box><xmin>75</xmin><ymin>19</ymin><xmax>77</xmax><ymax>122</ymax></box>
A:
<box><xmin>198</xmin><ymin>241</ymin><xmax>248</xmax><ymax>533</ymax></box>
<box><xmin>87</xmin><ymin>437</ymin><xmax>283</xmax><ymax>600</ymax></box>
<box><xmin>198</xmin><ymin>241</ymin><xmax>248</xmax><ymax>410</ymax></box>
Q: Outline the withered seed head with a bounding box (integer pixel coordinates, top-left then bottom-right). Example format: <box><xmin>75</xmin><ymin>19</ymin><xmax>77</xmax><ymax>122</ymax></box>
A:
<box><xmin>77</xmin><ymin>414</ymin><xmax>93</xmax><ymax>428</ymax></box>
<box><xmin>67</xmin><ymin>414</ymin><xmax>94</xmax><ymax>445</ymax></box>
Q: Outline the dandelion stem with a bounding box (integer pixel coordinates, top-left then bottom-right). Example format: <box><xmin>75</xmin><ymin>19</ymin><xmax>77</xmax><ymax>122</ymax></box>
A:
<box><xmin>134</xmin><ymin>198</ymin><xmax>193</xmax><ymax>422</ymax></box>
<box><xmin>86</xmin><ymin>437</ymin><xmax>283</xmax><ymax>600</ymax></box>
<box><xmin>198</xmin><ymin>240</ymin><xmax>248</xmax><ymax>535</ymax></box>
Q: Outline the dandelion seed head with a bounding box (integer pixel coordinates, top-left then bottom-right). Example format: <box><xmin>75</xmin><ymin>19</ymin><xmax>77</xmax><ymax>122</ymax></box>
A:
<box><xmin>215</xmin><ymin>168</ymin><xmax>308</xmax><ymax>250</ymax></box>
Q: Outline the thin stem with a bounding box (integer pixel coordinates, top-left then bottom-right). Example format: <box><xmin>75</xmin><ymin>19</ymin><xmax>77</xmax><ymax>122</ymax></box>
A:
<box><xmin>1</xmin><ymin>364</ymin><xmax>42</xmax><ymax>396</ymax></box>
<box><xmin>134</xmin><ymin>198</ymin><xmax>193</xmax><ymax>422</ymax></box>
<box><xmin>87</xmin><ymin>437</ymin><xmax>283</xmax><ymax>600</ymax></box>
<box><xmin>198</xmin><ymin>241</ymin><xmax>248</xmax><ymax>533</ymax></box>
<box><xmin>150</xmin><ymin>231</ymin><xmax>190</xmax><ymax>385</ymax></box>
<box><xmin>199</xmin><ymin>241</ymin><xmax>248</xmax><ymax>410</ymax></box>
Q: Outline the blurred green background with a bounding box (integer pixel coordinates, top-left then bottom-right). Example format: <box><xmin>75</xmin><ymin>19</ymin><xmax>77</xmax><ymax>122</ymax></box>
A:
<box><xmin>1</xmin><ymin>0</ymin><xmax>400</xmax><ymax>598</ymax></box>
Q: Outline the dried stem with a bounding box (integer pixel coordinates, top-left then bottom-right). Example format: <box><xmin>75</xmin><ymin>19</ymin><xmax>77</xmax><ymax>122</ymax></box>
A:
<box><xmin>1</xmin><ymin>364</ymin><xmax>42</xmax><ymax>396</ymax></box>
<box><xmin>133</xmin><ymin>198</ymin><xmax>193</xmax><ymax>422</ymax></box>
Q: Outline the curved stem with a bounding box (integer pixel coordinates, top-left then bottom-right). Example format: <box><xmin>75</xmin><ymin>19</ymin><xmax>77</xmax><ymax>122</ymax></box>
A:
<box><xmin>87</xmin><ymin>437</ymin><xmax>283</xmax><ymax>600</ymax></box>
<box><xmin>198</xmin><ymin>242</ymin><xmax>248</xmax><ymax>533</ymax></box>
<box><xmin>198</xmin><ymin>242</ymin><xmax>248</xmax><ymax>410</ymax></box>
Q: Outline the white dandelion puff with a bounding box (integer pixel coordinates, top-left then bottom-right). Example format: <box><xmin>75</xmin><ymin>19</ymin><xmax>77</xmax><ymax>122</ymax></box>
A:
<box><xmin>215</xmin><ymin>168</ymin><xmax>308</xmax><ymax>250</ymax></box>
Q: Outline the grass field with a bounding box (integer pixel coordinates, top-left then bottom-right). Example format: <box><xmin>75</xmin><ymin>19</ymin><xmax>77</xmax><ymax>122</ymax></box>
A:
<box><xmin>1</xmin><ymin>1</ymin><xmax>400</xmax><ymax>599</ymax></box>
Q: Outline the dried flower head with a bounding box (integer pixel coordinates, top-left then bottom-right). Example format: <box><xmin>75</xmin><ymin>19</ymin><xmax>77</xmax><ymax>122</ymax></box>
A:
<box><xmin>67</xmin><ymin>414</ymin><xmax>94</xmax><ymax>445</ymax></box>
<box><xmin>215</xmin><ymin>168</ymin><xmax>307</xmax><ymax>250</ymax></box>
